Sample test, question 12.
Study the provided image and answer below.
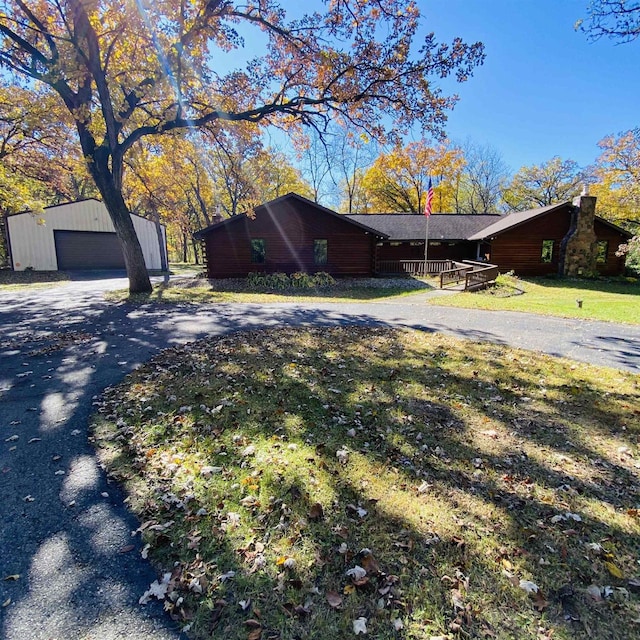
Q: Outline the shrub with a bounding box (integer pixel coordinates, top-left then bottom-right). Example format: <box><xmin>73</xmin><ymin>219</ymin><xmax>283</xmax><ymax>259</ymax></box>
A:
<box><xmin>290</xmin><ymin>272</ymin><xmax>313</xmax><ymax>288</ymax></box>
<box><xmin>265</xmin><ymin>272</ymin><xmax>290</xmax><ymax>290</ymax></box>
<box><xmin>312</xmin><ymin>271</ymin><xmax>336</xmax><ymax>287</ymax></box>
<box><xmin>246</xmin><ymin>271</ymin><xmax>336</xmax><ymax>291</ymax></box>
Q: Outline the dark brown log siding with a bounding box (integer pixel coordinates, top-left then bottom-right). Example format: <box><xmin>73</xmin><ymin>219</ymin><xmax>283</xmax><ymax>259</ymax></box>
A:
<box><xmin>488</xmin><ymin>206</ymin><xmax>572</xmax><ymax>276</ymax></box>
<box><xmin>486</xmin><ymin>207</ymin><xmax>629</xmax><ymax>276</ymax></box>
<box><xmin>202</xmin><ymin>198</ymin><xmax>376</xmax><ymax>278</ymax></box>
<box><xmin>594</xmin><ymin>219</ymin><xmax>628</xmax><ymax>276</ymax></box>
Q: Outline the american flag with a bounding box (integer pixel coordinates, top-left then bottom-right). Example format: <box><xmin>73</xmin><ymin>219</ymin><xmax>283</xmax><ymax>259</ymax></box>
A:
<box><xmin>424</xmin><ymin>177</ymin><xmax>434</xmax><ymax>217</ymax></box>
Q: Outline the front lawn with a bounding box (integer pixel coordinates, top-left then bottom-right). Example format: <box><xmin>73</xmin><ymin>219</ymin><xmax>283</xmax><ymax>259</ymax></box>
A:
<box><xmin>433</xmin><ymin>275</ymin><xmax>640</xmax><ymax>325</ymax></box>
<box><xmin>92</xmin><ymin>327</ymin><xmax>640</xmax><ymax>640</ymax></box>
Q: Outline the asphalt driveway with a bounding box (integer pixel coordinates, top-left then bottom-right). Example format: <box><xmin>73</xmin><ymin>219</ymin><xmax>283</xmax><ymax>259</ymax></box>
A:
<box><xmin>1</xmin><ymin>277</ymin><xmax>639</xmax><ymax>639</ymax></box>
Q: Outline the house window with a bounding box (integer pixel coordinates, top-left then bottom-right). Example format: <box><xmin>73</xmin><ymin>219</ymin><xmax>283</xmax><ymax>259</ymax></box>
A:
<box><xmin>251</xmin><ymin>238</ymin><xmax>266</xmax><ymax>263</ymax></box>
<box><xmin>541</xmin><ymin>240</ymin><xmax>554</xmax><ymax>263</ymax></box>
<box><xmin>314</xmin><ymin>239</ymin><xmax>328</xmax><ymax>265</ymax></box>
<box><xmin>597</xmin><ymin>240</ymin><xmax>609</xmax><ymax>264</ymax></box>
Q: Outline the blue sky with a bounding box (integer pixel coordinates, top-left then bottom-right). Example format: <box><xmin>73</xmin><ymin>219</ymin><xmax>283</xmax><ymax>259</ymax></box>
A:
<box><xmin>224</xmin><ymin>1</ymin><xmax>640</xmax><ymax>174</ymax></box>
<box><xmin>418</xmin><ymin>0</ymin><xmax>640</xmax><ymax>171</ymax></box>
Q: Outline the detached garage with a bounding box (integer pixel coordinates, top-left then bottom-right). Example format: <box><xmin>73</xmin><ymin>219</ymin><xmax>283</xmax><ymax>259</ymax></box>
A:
<box><xmin>6</xmin><ymin>199</ymin><xmax>167</xmax><ymax>272</ymax></box>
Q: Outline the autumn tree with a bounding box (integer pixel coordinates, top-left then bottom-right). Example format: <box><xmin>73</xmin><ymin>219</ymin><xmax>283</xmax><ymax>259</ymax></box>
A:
<box><xmin>590</xmin><ymin>128</ymin><xmax>640</xmax><ymax>230</ymax></box>
<box><xmin>361</xmin><ymin>141</ymin><xmax>464</xmax><ymax>213</ymax></box>
<box><xmin>0</xmin><ymin>84</ymin><xmax>89</xmax><ymax>207</ymax></box>
<box><xmin>0</xmin><ymin>0</ymin><xmax>483</xmax><ymax>292</ymax></box>
<box><xmin>577</xmin><ymin>0</ymin><xmax>640</xmax><ymax>42</ymax></box>
<box><xmin>293</xmin><ymin>127</ymin><xmax>333</xmax><ymax>204</ymax></box>
<box><xmin>329</xmin><ymin>127</ymin><xmax>378</xmax><ymax>214</ymax></box>
<box><xmin>502</xmin><ymin>157</ymin><xmax>586</xmax><ymax>211</ymax></box>
<box><xmin>452</xmin><ymin>140</ymin><xmax>509</xmax><ymax>213</ymax></box>
<box><xmin>0</xmin><ymin>82</ymin><xmax>97</xmax><ymax>264</ymax></box>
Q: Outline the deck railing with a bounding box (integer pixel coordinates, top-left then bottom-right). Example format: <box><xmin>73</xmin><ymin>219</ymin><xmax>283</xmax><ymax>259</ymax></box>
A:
<box><xmin>376</xmin><ymin>259</ymin><xmax>454</xmax><ymax>276</ymax></box>
<box><xmin>439</xmin><ymin>261</ymin><xmax>474</xmax><ymax>288</ymax></box>
<box><xmin>377</xmin><ymin>258</ymin><xmax>500</xmax><ymax>291</ymax></box>
<box><xmin>465</xmin><ymin>263</ymin><xmax>500</xmax><ymax>290</ymax></box>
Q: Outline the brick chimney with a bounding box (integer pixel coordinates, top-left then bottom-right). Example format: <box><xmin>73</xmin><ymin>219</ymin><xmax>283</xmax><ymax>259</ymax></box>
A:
<box><xmin>561</xmin><ymin>186</ymin><xmax>598</xmax><ymax>277</ymax></box>
<box><xmin>210</xmin><ymin>203</ymin><xmax>225</xmax><ymax>226</ymax></box>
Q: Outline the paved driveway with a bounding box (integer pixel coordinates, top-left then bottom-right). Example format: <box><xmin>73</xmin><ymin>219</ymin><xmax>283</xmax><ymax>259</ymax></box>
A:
<box><xmin>1</xmin><ymin>278</ymin><xmax>639</xmax><ymax>639</ymax></box>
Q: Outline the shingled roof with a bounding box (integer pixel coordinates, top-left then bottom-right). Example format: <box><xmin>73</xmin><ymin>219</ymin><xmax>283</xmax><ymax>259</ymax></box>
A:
<box><xmin>345</xmin><ymin>213</ymin><xmax>502</xmax><ymax>241</ymax></box>
<box><xmin>466</xmin><ymin>202</ymin><xmax>568</xmax><ymax>241</ymax></box>
<box><xmin>195</xmin><ymin>193</ymin><xmax>389</xmax><ymax>239</ymax></box>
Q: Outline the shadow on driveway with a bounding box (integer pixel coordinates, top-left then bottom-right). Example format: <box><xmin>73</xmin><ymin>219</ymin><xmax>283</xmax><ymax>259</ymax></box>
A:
<box><xmin>1</xmin><ymin>290</ymin><xmax>638</xmax><ymax>639</ymax></box>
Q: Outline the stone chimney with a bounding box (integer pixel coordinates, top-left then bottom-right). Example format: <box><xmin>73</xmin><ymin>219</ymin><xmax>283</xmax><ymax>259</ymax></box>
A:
<box><xmin>561</xmin><ymin>187</ymin><xmax>598</xmax><ymax>277</ymax></box>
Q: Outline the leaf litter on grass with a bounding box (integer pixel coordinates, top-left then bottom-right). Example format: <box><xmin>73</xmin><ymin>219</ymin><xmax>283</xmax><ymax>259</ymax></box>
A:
<box><xmin>91</xmin><ymin>327</ymin><xmax>640</xmax><ymax>640</ymax></box>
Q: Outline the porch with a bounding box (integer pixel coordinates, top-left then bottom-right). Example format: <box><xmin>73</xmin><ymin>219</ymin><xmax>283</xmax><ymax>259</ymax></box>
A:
<box><xmin>375</xmin><ymin>259</ymin><xmax>499</xmax><ymax>291</ymax></box>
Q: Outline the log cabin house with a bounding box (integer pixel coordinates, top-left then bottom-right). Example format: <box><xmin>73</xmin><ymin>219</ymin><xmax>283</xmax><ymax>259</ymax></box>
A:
<box><xmin>195</xmin><ymin>192</ymin><xmax>632</xmax><ymax>279</ymax></box>
<box><xmin>194</xmin><ymin>193</ymin><xmax>387</xmax><ymax>278</ymax></box>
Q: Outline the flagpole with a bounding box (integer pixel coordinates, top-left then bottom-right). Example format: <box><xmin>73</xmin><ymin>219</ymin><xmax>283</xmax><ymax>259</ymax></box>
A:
<box><xmin>423</xmin><ymin>176</ymin><xmax>433</xmax><ymax>277</ymax></box>
<box><xmin>424</xmin><ymin>215</ymin><xmax>429</xmax><ymax>272</ymax></box>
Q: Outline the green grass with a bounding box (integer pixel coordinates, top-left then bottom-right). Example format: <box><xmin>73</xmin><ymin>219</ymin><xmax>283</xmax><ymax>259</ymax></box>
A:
<box><xmin>432</xmin><ymin>275</ymin><xmax>640</xmax><ymax>324</ymax></box>
<box><xmin>0</xmin><ymin>269</ymin><xmax>71</xmax><ymax>289</ymax></box>
<box><xmin>92</xmin><ymin>327</ymin><xmax>640</xmax><ymax>640</ymax></box>
<box><xmin>168</xmin><ymin>262</ymin><xmax>205</xmax><ymax>276</ymax></box>
<box><xmin>107</xmin><ymin>277</ymin><xmax>438</xmax><ymax>304</ymax></box>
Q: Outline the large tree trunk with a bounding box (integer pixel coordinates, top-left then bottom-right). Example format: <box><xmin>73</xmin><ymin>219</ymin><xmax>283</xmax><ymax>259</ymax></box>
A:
<box><xmin>89</xmin><ymin>153</ymin><xmax>152</xmax><ymax>294</ymax></box>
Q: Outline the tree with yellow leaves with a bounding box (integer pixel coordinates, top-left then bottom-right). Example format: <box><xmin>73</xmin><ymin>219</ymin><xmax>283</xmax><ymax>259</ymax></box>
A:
<box><xmin>0</xmin><ymin>1</ymin><xmax>483</xmax><ymax>292</ymax></box>
<box><xmin>590</xmin><ymin>128</ymin><xmax>640</xmax><ymax>231</ymax></box>
<box><xmin>360</xmin><ymin>141</ymin><xmax>465</xmax><ymax>213</ymax></box>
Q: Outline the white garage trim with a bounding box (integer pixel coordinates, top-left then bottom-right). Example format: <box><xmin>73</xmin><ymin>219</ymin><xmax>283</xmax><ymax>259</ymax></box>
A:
<box><xmin>6</xmin><ymin>199</ymin><xmax>167</xmax><ymax>271</ymax></box>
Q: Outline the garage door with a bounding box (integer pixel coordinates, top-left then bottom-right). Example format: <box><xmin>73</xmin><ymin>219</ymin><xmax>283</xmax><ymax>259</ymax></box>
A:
<box><xmin>54</xmin><ymin>230</ymin><xmax>126</xmax><ymax>270</ymax></box>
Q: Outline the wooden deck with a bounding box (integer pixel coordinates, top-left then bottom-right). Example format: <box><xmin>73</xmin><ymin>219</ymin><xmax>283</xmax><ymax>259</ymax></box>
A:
<box><xmin>376</xmin><ymin>259</ymin><xmax>499</xmax><ymax>291</ymax></box>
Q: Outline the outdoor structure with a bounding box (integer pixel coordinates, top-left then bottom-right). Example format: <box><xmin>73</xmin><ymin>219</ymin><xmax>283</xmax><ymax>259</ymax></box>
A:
<box><xmin>196</xmin><ymin>192</ymin><xmax>632</xmax><ymax>279</ymax></box>
<box><xmin>195</xmin><ymin>193</ymin><xmax>387</xmax><ymax>278</ymax></box>
<box><xmin>5</xmin><ymin>199</ymin><xmax>167</xmax><ymax>272</ymax></box>
<box><xmin>467</xmin><ymin>194</ymin><xmax>630</xmax><ymax>277</ymax></box>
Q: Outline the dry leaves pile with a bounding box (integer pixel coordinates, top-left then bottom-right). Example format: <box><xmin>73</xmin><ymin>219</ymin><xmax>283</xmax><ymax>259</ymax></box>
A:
<box><xmin>91</xmin><ymin>327</ymin><xmax>640</xmax><ymax>639</ymax></box>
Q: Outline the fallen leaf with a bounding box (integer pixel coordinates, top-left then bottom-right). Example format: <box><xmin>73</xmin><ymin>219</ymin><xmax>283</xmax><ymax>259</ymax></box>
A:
<box><xmin>245</xmin><ymin>619</ymin><xmax>262</xmax><ymax>640</ymax></box>
<box><xmin>309</xmin><ymin>503</ymin><xmax>324</xmax><ymax>520</ymax></box>
<box><xmin>586</xmin><ymin>584</ymin><xmax>603</xmax><ymax>602</ymax></box>
<box><xmin>346</xmin><ymin>566</ymin><xmax>367</xmax><ymax>581</ymax></box>
<box><xmin>604</xmin><ymin>561</ymin><xmax>624</xmax><ymax>579</ymax></box>
<box><xmin>353</xmin><ymin>616</ymin><xmax>367</xmax><ymax>635</ymax></box>
<box><xmin>245</xmin><ymin>619</ymin><xmax>262</xmax><ymax>628</ymax></box>
<box><xmin>360</xmin><ymin>551</ymin><xmax>380</xmax><ymax>575</ymax></box>
<box><xmin>326</xmin><ymin>591</ymin><xmax>343</xmax><ymax>609</ymax></box>
<box><xmin>139</xmin><ymin>572</ymin><xmax>172</xmax><ymax>604</ymax></box>
<box><xmin>519</xmin><ymin>579</ymin><xmax>539</xmax><ymax>594</ymax></box>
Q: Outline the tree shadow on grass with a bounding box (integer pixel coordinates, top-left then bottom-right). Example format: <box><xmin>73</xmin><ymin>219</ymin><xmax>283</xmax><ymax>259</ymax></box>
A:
<box><xmin>86</xmin><ymin>325</ymin><xmax>640</xmax><ymax>639</ymax></box>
